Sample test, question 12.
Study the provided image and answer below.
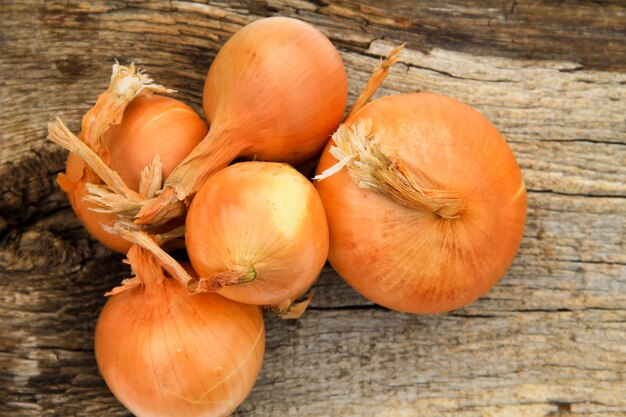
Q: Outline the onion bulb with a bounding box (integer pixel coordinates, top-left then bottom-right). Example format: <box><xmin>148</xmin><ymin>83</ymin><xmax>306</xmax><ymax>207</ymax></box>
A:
<box><xmin>95</xmin><ymin>246</ymin><xmax>265</xmax><ymax>417</ymax></box>
<box><xmin>59</xmin><ymin>95</ymin><xmax>208</xmax><ymax>253</ymax></box>
<box><xmin>186</xmin><ymin>162</ymin><xmax>329</xmax><ymax>306</ymax></box>
<box><xmin>137</xmin><ymin>16</ymin><xmax>347</xmax><ymax>225</ymax></box>
<box><xmin>315</xmin><ymin>93</ymin><xmax>527</xmax><ymax>314</ymax></box>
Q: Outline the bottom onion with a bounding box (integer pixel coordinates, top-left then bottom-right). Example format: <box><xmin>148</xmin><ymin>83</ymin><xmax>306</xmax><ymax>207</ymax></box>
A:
<box><xmin>95</xmin><ymin>246</ymin><xmax>265</xmax><ymax>417</ymax></box>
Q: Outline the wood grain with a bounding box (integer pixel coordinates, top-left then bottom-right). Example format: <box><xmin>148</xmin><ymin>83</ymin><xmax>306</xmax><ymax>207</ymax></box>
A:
<box><xmin>1</xmin><ymin>1</ymin><xmax>624</xmax><ymax>416</ymax></box>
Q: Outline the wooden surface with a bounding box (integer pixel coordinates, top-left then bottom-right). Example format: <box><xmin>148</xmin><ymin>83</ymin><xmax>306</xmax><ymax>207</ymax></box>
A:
<box><xmin>1</xmin><ymin>1</ymin><xmax>625</xmax><ymax>416</ymax></box>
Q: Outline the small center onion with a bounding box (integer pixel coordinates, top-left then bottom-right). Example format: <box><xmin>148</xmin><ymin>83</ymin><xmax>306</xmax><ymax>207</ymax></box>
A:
<box><xmin>59</xmin><ymin>95</ymin><xmax>208</xmax><ymax>253</ymax></box>
<box><xmin>315</xmin><ymin>93</ymin><xmax>527</xmax><ymax>314</ymax></box>
<box><xmin>186</xmin><ymin>162</ymin><xmax>329</xmax><ymax>306</ymax></box>
<box><xmin>95</xmin><ymin>246</ymin><xmax>265</xmax><ymax>417</ymax></box>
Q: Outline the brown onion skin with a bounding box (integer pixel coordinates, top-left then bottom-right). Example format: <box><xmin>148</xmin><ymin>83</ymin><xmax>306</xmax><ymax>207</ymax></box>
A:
<box><xmin>64</xmin><ymin>162</ymin><xmax>129</xmax><ymax>253</ymax></box>
<box><xmin>202</xmin><ymin>16</ymin><xmax>347</xmax><ymax>164</ymax></box>
<box><xmin>105</xmin><ymin>95</ymin><xmax>209</xmax><ymax>190</ymax></box>
<box><xmin>95</xmin><ymin>277</ymin><xmax>265</xmax><ymax>417</ymax></box>
<box><xmin>65</xmin><ymin>95</ymin><xmax>208</xmax><ymax>253</ymax></box>
<box><xmin>315</xmin><ymin>93</ymin><xmax>527</xmax><ymax>314</ymax></box>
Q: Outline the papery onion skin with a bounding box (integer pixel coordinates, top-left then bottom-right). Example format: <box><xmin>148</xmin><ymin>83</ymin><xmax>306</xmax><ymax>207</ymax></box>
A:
<box><xmin>186</xmin><ymin>162</ymin><xmax>329</xmax><ymax>305</ymax></box>
<box><xmin>315</xmin><ymin>93</ymin><xmax>527</xmax><ymax>314</ymax></box>
<box><xmin>95</xmin><ymin>271</ymin><xmax>265</xmax><ymax>417</ymax></box>
<box><xmin>105</xmin><ymin>96</ymin><xmax>208</xmax><ymax>190</ymax></box>
<box><xmin>64</xmin><ymin>161</ymin><xmax>129</xmax><ymax>253</ymax></box>
<box><xmin>65</xmin><ymin>95</ymin><xmax>208</xmax><ymax>253</ymax></box>
<box><xmin>203</xmin><ymin>16</ymin><xmax>347</xmax><ymax>164</ymax></box>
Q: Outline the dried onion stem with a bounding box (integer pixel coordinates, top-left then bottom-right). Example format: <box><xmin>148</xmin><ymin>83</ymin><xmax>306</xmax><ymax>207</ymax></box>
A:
<box><xmin>82</xmin><ymin>62</ymin><xmax>174</xmax><ymax>154</ymax></box>
<box><xmin>114</xmin><ymin>227</ymin><xmax>198</xmax><ymax>292</ymax></box>
<box><xmin>196</xmin><ymin>265</ymin><xmax>258</xmax><ymax>293</ymax></box>
<box><xmin>315</xmin><ymin>119</ymin><xmax>464</xmax><ymax>219</ymax></box>
<box><xmin>347</xmin><ymin>44</ymin><xmax>404</xmax><ymax>118</ymax></box>
<box><xmin>48</xmin><ymin>118</ymin><xmax>140</xmax><ymax>201</ymax></box>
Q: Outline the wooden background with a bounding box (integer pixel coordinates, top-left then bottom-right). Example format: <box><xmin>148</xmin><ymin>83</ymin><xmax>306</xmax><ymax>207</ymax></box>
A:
<box><xmin>1</xmin><ymin>1</ymin><xmax>625</xmax><ymax>416</ymax></box>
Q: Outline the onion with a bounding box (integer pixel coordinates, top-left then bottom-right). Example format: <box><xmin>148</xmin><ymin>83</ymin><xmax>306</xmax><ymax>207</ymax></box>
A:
<box><xmin>186</xmin><ymin>162</ymin><xmax>329</xmax><ymax>306</ymax></box>
<box><xmin>58</xmin><ymin>95</ymin><xmax>207</xmax><ymax>253</ymax></box>
<box><xmin>315</xmin><ymin>93</ymin><xmax>527</xmax><ymax>314</ymax></box>
<box><xmin>95</xmin><ymin>246</ymin><xmax>265</xmax><ymax>417</ymax></box>
<box><xmin>137</xmin><ymin>16</ymin><xmax>347</xmax><ymax>225</ymax></box>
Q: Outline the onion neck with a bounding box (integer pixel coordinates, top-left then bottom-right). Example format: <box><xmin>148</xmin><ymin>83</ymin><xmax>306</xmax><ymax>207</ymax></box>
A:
<box><xmin>127</xmin><ymin>245</ymin><xmax>166</xmax><ymax>290</ymax></box>
<box><xmin>135</xmin><ymin>128</ymin><xmax>251</xmax><ymax>225</ymax></box>
<box><xmin>197</xmin><ymin>265</ymin><xmax>257</xmax><ymax>293</ymax></box>
<box><xmin>315</xmin><ymin>119</ymin><xmax>464</xmax><ymax>220</ymax></box>
<box><xmin>105</xmin><ymin>244</ymin><xmax>184</xmax><ymax>296</ymax></box>
<box><xmin>115</xmin><ymin>228</ymin><xmax>199</xmax><ymax>293</ymax></box>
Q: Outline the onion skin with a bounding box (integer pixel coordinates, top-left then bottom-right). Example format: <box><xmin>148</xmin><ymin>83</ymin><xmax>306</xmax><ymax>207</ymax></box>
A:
<box><xmin>64</xmin><ymin>162</ymin><xmax>129</xmax><ymax>253</ymax></box>
<box><xmin>315</xmin><ymin>93</ymin><xmax>527</xmax><ymax>314</ymax></box>
<box><xmin>202</xmin><ymin>16</ymin><xmax>347</xmax><ymax>164</ymax></box>
<box><xmin>64</xmin><ymin>95</ymin><xmax>207</xmax><ymax>253</ymax></box>
<box><xmin>95</xmin><ymin>267</ymin><xmax>265</xmax><ymax>417</ymax></box>
<box><xmin>186</xmin><ymin>162</ymin><xmax>329</xmax><ymax>306</ymax></box>
<box><xmin>105</xmin><ymin>96</ymin><xmax>208</xmax><ymax>190</ymax></box>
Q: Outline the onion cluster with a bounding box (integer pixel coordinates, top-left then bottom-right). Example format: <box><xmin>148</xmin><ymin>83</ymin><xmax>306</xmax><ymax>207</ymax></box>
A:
<box><xmin>48</xmin><ymin>15</ymin><xmax>525</xmax><ymax>417</ymax></box>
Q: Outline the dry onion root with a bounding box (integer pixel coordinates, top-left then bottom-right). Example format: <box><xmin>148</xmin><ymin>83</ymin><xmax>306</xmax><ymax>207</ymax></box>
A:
<box><xmin>315</xmin><ymin>93</ymin><xmax>527</xmax><ymax>314</ymax></box>
<box><xmin>95</xmin><ymin>245</ymin><xmax>265</xmax><ymax>417</ymax></box>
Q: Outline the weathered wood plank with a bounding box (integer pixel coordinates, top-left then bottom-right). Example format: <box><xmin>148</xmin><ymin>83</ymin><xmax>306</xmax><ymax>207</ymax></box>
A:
<box><xmin>1</xmin><ymin>1</ymin><xmax>624</xmax><ymax>416</ymax></box>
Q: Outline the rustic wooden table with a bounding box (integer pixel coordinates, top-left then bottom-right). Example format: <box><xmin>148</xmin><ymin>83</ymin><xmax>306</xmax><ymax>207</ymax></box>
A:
<box><xmin>1</xmin><ymin>1</ymin><xmax>625</xmax><ymax>416</ymax></box>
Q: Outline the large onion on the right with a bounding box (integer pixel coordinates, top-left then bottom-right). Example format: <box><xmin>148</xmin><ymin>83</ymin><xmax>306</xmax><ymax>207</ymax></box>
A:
<box><xmin>315</xmin><ymin>93</ymin><xmax>527</xmax><ymax>314</ymax></box>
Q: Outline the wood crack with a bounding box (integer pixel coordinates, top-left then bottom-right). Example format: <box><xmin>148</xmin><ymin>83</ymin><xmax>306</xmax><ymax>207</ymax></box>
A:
<box><xmin>537</xmin><ymin>138</ymin><xmax>626</xmax><ymax>146</ymax></box>
<box><xmin>526</xmin><ymin>189</ymin><xmax>626</xmax><ymax>199</ymax></box>
<box><xmin>555</xmin><ymin>259</ymin><xmax>626</xmax><ymax>267</ymax></box>
<box><xmin>362</xmin><ymin>45</ymin><xmax>513</xmax><ymax>83</ymax></box>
